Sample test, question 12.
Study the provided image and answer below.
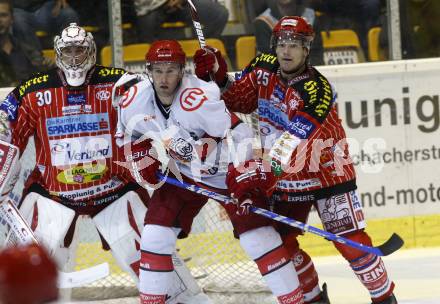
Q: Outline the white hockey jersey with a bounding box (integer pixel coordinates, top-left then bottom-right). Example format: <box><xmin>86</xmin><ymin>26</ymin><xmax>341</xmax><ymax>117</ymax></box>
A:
<box><xmin>117</xmin><ymin>74</ymin><xmax>254</xmax><ymax>189</ymax></box>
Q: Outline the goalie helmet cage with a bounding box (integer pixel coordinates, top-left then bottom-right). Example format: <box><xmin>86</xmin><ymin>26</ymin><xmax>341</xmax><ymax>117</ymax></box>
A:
<box><xmin>0</xmin><ymin>113</ymin><xmax>276</xmax><ymax>303</ymax></box>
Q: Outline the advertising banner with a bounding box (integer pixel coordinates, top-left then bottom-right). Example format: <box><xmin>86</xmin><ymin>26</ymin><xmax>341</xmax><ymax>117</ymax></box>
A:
<box><xmin>319</xmin><ymin>58</ymin><xmax>440</xmax><ymax>219</ymax></box>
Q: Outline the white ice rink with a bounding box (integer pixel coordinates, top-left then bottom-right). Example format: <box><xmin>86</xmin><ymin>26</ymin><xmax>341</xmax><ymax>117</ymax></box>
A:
<box><xmin>313</xmin><ymin>247</ymin><xmax>440</xmax><ymax>304</ymax></box>
<box><xmin>70</xmin><ymin>247</ymin><xmax>440</xmax><ymax>304</ymax></box>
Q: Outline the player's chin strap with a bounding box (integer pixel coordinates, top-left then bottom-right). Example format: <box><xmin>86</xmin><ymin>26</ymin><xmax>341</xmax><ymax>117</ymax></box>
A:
<box><xmin>0</xmin><ymin>199</ymin><xmax>110</xmax><ymax>289</ymax></box>
<box><xmin>157</xmin><ymin>173</ymin><xmax>404</xmax><ymax>257</ymax></box>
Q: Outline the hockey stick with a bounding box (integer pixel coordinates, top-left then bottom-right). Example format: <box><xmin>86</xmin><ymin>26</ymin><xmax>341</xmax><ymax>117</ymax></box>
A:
<box><xmin>57</xmin><ymin>263</ymin><xmax>110</xmax><ymax>289</ymax></box>
<box><xmin>157</xmin><ymin>173</ymin><xmax>404</xmax><ymax>257</ymax></box>
<box><xmin>186</xmin><ymin>0</ymin><xmax>218</xmax><ymax>81</ymax></box>
<box><xmin>186</xmin><ymin>0</ymin><xmax>206</xmax><ymax>48</ymax></box>
<box><xmin>0</xmin><ymin>199</ymin><xmax>110</xmax><ymax>288</ymax></box>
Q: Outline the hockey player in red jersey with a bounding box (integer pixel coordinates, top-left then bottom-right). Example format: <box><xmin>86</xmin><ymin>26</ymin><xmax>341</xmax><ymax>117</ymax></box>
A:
<box><xmin>0</xmin><ymin>243</ymin><xmax>59</xmax><ymax>304</ymax></box>
<box><xmin>114</xmin><ymin>39</ymin><xmax>306</xmax><ymax>304</ymax></box>
<box><xmin>194</xmin><ymin>16</ymin><xmax>397</xmax><ymax>304</ymax></box>
<box><xmin>0</xmin><ymin>23</ymin><xmax>210</xmax><ymax>304</ymax></box>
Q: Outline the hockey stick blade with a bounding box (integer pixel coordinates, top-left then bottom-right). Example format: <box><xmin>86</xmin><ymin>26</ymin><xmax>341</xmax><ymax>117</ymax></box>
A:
<box><xmin>250</xmin><ymin>206</ymin><xmax>404</xmax><ymax>256</ymax></box>
<box><xmin>158</xmin><ymin>173</ymin><xmax>405</xmax><ymax>256</ymax></box>
<box><xmin>376</xmin><ymin>233</ymin><xmax>404</xmax><ymax>256</ymax></box>
<box><xmin>58</xmin><ymin>262</ymin><xmax>110</xmax><ymax>289</ymax></box>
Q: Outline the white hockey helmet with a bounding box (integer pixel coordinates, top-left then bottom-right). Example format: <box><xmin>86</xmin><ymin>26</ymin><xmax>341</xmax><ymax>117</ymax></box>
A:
<box><xmin>54</xmin><ymin>23</ymin><xmax>96</xmax><ymax>87</ymax></box>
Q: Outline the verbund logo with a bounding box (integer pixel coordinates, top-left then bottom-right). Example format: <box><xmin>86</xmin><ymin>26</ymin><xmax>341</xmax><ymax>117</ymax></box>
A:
<box><xmin>51</xmin><ymin>142</ymin><xmax>70</xmax><ymax>153</ymax></box>
<box><xmin>49</xmin><ymin>134</ymin><xmax>113</xmax><ymax>166</ymax></box>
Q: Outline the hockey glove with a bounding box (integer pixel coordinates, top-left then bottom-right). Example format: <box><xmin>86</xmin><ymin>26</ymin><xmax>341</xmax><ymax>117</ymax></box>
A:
<box><xmin>193</xmin><ymin>46</ymin><xmax>228</xmax><ymax>86</ymax></box>
<box><xmin>0</xmin><ymin>111</ymin><xmax>11</xmax><ymax>143</ymax></box>
<box><xmin>124</xmin><ymin>138</ymin><xmax>161</xmax><ymax>186</ymax></box>
<box><xmin>234</xmin><ymin>195</ymin><xmax>254</xmax><ymax>216</ymax></box>
<box><xmin>226</xmin><ymin>159</ymin><xmax>277</xmax><ymax>215</ymax></box>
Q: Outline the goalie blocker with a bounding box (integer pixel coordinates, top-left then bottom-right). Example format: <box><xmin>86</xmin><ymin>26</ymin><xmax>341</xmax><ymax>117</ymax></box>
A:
<box><xmin>0</xmin><ymin>140</ymin><xmax>20</xmax><ymax>201</ymax></box>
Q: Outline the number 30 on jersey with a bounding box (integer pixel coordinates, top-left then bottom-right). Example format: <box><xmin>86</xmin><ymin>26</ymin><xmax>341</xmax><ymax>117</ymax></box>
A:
<box><xmin>36</xmin><ymin>90</ymin><xmax>52</xmax><ymax>106</ymax></box>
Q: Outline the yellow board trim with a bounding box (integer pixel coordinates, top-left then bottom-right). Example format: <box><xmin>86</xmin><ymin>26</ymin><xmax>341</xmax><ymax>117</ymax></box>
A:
<box><xmin>74</xmin><ymin>214</ymin><xmax>440</xmax><ymax>271</ymax></box>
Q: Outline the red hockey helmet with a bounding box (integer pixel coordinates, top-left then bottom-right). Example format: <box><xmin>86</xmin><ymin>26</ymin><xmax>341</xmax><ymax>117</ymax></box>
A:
<box><xmin>0</xmin><ymin>243</ymin><xmax>58</xmax><ymax>304</ymax></box>
<box><xmin>271</xmin><ymin>16</ymin><xmax>315</xmax><ymax>50</ymax></box>
<box><xmin>145</xmin><ymin>40</ymin><xmax>186</xmax><ymax>69</ymax></box>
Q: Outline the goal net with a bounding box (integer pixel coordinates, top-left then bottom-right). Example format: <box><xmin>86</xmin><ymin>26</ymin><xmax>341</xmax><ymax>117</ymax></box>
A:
<box><xmin>0</xmin><ymin>112</ymin><xmax>276</xmax><ymax>303</ymax></box>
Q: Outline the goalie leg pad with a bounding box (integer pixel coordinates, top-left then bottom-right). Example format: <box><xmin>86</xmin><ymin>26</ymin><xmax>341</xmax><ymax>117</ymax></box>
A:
<box><xmin>92</xmin><ymin>191</ymin><xmax>147</xmax><ymax>281</ymax></box>
<box><xmin>240</xmin><ymin>226</ymin><xmax>303</xmax><ymax>303</ymax></box>
<box><xmin>19</xmin><ymin>192</ymin><xmax>76</xmax><ymax>265</ymax></box>
<box><xmin>334</xmin><ymin>230</ymin><xmax>395</xmax><ymax>302</ymax></box>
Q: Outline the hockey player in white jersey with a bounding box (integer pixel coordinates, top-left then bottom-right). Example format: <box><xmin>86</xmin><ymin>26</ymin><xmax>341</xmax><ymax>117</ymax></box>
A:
<box><xmin>114</xmin><ymin>39</ymin><xmax>306</xmax><ymax>304</ymax></box>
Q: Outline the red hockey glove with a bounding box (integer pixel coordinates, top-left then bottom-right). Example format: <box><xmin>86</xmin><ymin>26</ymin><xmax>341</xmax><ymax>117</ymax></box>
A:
<box><xmin>124</xmin><ymin>139</ymin><xmax>161</xmax><ymax>186</ymax></box>
<box><xmin>233</xmin><ymin>193</ymin><xmax>272</xmax><ymax>216</ymax></box>
<box><xmin>193</xmin><ymin>46</ymin><xmax>228</xmax><ymax>86</ymax></box>
<box><xmin>226</xmin><ymin>159</ymin><xmax>277</xmax><ymax>215</ymax></box>
<box><xmin>234</xmin><ymin>195</ymin><xmax>254</xmax><ymax>216</ymax></box>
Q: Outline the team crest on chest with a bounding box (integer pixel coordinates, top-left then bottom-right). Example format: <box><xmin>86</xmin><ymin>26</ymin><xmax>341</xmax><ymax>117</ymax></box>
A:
<box><xmin>287</xmin><ymin>90</ymin><xmax>302</xmax><ymax>111</ymax></box>
<box><xmin>179</xmin><ymin>88</ymin><xmax>207</xmax><ymax>111</ymax></box>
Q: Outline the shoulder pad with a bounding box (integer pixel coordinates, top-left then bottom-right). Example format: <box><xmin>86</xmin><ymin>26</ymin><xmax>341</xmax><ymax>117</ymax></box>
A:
<box><xmin>15</xmin><ymin>69</ymin><xmax>60</xmax><ymax>98</ymax></box>
<box><xmin>244</xmin><ymin>52</ymin><xmax>278</xmax><ymax>74</ymax></box>
<box><xmin>92</xmin><ymin>65</ymin><xmax>126</xmax><ymax>83</ymax></box>
<box><xmin>181</xmin><ymin>74</ymin><xmax>221</xmax><ymax>101</ymax></box>
<box><xmin>298</xmin><ymin>68</ymin><xmax>335</xmax><ymax>121</ymax></box>
<box><xmin>120</xmin><ymin>79</ymin><xmax>154</xmax><ymax>110</ymax></box>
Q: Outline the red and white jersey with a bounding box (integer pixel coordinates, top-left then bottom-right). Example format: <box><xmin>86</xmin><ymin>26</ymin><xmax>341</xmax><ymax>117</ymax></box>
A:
<box><xmin>222</xmin><ymin>53</ymin><xmax>357</xmax><ymax>201</ymax></box>
<box><xmin>118</xmin><ymin>74</ymin><xmax>254</xmax><ymax>189</ymax></box>
<box><xmin>0</xmin><ymin>65</ymin><xmax>132</xmax><ymax>202</ymax></box>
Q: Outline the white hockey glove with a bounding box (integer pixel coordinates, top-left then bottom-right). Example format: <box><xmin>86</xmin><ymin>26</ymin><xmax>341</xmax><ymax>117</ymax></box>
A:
<box><xmin>0</xmin><ymin>111</ymin><xmax>11</xmax><ymax>143</ymax></box>
<box><xmin>0</xmin><ymin>140</ymin><xmax>20</xmax><ymax>201</ymax></box>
